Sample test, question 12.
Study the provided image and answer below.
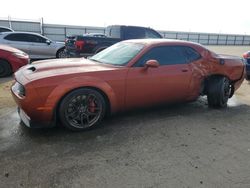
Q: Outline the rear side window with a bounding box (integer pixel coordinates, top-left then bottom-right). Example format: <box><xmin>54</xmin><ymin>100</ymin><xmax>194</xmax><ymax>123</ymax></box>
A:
<box><xmin>135</xmin><ymin>46</ymin><xmax>187</xmax><ymax>67</ymax></box>
<box><xmin>123</xmin><ymin>27</ymin><xmax>145</xmax><ymax>40</ymax></box>
<box><xmin>183</xmin><ymin>47</ymin><xmax>201</xmax><ymax>63</ymax></box>
<box><xmin>4</xmin><ymin>34</ymin><xmax>26</xmax><ymax>41</ymax></box>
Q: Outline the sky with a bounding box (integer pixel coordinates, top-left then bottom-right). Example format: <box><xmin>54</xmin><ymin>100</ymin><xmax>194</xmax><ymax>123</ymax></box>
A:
<box><xmin>1</xmin><ymin>0</ymin><xmax>250</xmax><ymax>34</ymax></box>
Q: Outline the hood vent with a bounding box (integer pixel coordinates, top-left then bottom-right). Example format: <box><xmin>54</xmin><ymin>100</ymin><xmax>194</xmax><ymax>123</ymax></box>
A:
<box><xmin>27</xmin><ymin>66</ymin><xmax>36</xmax><ymax>72</ymax></box>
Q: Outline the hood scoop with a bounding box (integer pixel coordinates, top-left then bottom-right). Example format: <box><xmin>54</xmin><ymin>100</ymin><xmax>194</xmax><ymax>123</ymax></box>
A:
<box><xmin>27</xmin><ymin>66</ymin><xmax>36</xmax><ymax>72</ymax></box>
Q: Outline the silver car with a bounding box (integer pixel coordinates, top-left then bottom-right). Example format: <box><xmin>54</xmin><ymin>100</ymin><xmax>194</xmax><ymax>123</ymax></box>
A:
<box><xmin>0</xmin><ymin>26</ymin><xmax>14</xmax><ymax>33</ymax></box>
<box><xmin>0</xmin><ymin>32</ymin><xmax>66</xmax><ymax>59</ymax></box>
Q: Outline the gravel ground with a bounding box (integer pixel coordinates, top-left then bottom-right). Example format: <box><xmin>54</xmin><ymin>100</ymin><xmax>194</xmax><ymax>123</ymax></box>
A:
<box><xmin>0</xmin><ymin>46</ymin><xmax>250</xmax><ymax>188</ymax></box>
<box><xmin>1</xmin><ymin>77</ymin><xmax>250</xmax><ymax>188</ymax></box>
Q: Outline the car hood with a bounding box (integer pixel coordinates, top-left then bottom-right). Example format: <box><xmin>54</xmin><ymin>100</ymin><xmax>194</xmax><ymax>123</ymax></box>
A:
<box><xmin>20</xmin><ymin>58</ymin><xmax>121</xmax><ymax>81</ymax></box>
<box><xmin>0</xmin><ymin>44</ymin><xmax>24</xmax><ymax>53</ymax></box>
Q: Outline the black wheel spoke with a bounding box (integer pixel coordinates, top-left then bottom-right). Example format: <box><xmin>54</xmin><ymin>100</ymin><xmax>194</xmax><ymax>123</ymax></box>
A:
<box><xmin>80</xmin><ymin>113</ymin><xmax>85</xmax><ymax>127</ymax></box>
<box><xmin>85</xmin><ymin>114</ymin><xmax>90</xmax><ymax>124</ymax></box>
<box><xmin>68</xmin><ymin>110</ymin><xmax>79</xmax><ymax>118</ymax></box>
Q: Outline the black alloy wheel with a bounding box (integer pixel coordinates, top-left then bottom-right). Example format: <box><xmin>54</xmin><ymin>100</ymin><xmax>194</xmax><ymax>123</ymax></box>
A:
<box><xmin>59</xmin><ymin>88</ymin><xmax>106</xmax><ymax>131</ymax></box>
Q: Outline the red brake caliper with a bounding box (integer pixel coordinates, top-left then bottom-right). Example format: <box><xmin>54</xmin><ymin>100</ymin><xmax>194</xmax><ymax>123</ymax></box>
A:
<box><xmin>88</xmin><ymin>99</ymin><xmax>96</xmax><ymax>113</ymax></box>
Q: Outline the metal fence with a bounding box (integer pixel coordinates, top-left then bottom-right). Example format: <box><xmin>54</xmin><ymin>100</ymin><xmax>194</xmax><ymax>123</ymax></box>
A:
<box><xmin>159</xmin><ymin>31</ymin><xmax>250</xmax><ymax>46</ymax></box>
<box><xmin>1</xmin><ymin>17</ymin><xmax>250</xmax><ymax>45</ymax></box>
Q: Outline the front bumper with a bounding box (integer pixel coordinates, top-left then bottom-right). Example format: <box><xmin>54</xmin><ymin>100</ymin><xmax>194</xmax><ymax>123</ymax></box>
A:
<box><xmin>17</xmin><ymin>107</ymin><xmax>55</xmax><ymax>128</ymax></box>
<box><xmin>11</xmin><ymin>81</ymin><xmax>56</xmax><ymax>129</ymax></box>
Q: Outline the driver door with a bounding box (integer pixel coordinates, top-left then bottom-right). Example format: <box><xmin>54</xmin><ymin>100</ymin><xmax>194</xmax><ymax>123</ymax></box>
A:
<box><xmin>125</xmin><ymin>46</ymin><xmax>193</xmax><ymax>109</ymax></box>
<box><xmin>28</xmin><ymin>34</ymin><xmax>55</xmax><ymax>58</ymax></box>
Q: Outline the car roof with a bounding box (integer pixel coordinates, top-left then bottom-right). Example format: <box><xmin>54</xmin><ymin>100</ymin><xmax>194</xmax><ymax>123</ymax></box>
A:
<box><xmin>0</xmin><ymin>26</ymin><xmax>13</xmax><ymax>30</ymax></box>
<box><xmin>124</xmin><ymin>38</ymin><xmax>205</xmax><ymax>49</ymax></box>
<box><xmin>0</xmin><ymin>31</ymin><xmax>43</xmax><ymax>36</ymax></box>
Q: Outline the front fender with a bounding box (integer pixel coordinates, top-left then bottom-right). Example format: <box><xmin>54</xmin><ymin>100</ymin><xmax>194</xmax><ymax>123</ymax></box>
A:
<box><xmin>42</xmin><ymin>76</ymin><xmax>118</xmax><ymax>121</ymax></box>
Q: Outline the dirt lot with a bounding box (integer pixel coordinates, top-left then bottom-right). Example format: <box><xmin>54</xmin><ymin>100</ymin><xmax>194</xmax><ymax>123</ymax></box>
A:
<box><xmin>1</xmin><ymin>76</ymin><xmax>250</xmax><ymax>188</ymax></box>
<box><xmin>0</xmin><ymin>75</ymin><xmax>250</xmax><ymax>187</ymax></box>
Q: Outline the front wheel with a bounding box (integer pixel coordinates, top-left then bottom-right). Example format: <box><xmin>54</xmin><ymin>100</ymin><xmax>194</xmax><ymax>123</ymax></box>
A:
<box><xmin>207</xmin><ymin>76</ymin><xmax>231</xmax><ymax>108</ymax></box>
<box><xmin>56</xmin><ymin>48</ymin><xmax>67</xmax><ymax>58</ymax></box>
<box><xmin>59</xmin><ymin>88</ymin><xmax>106</xmax><ymax>131</ymax></box>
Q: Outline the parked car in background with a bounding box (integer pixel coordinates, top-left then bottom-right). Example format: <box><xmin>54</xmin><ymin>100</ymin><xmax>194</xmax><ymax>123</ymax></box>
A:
<box><xmin>82</xmin><ymin>33</ymin><xmax>106</xmax><ymax>38</ymax></box>
<box><xmin>11</xmin><ymin>39</ymin><xmax>245</xmax><ymax>131</ymax></box>
<box><xmin>0</xmin><ymin>26</ymin><xmax>14</xmax><ymax>33</ymax></box>
<box><xmin>0</xmin><ymin>32</ymin><xmax>66</xmax><ymax>59</ymax></box>
<box><xmin>0</xmin><ymin>45</ymin><xmax>29</xmax><ymax>77</ymax></box>
<box><xmin>243</xmin><ymin>51</ymin><xmax>250</xmax><ymax>79</ymax></box>
<box><xmin>65</xmin><ymin>25</ymin><xmax>163</xmax><ymax>57</ymax></box>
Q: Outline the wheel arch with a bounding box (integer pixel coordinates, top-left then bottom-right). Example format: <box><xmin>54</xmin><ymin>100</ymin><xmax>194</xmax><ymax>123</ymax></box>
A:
<box><xmin>42</xmin><ymin>77</ymin><xmax>117</xmax><ymax>124</ymax></box>
<box><xmin>56</xmin><ymin>47</ymin><xmax>66</xmax><ymax>58</ymax></box>
<box><xmin>201</xmin><ymin>74</ymin><xmax>234</xmax><ymax>97</ymax></box>
<box><xmin>55</xmin><ymin>86</ymin><xmax>111</xmax><ymax>120</ymax></box>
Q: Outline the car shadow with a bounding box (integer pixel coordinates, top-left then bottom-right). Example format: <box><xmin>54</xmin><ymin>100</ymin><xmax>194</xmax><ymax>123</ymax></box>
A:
<box><xmin>13</xmin><ymin>97</ymin><xmax>250</xmax><ymax>141</ymax></box>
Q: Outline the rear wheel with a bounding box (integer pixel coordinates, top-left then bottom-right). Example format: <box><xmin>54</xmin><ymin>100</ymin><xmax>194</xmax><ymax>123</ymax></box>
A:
<box><xmin>59</xmin><ymin>88</ymin><xmax>106</xmax><ymax>131</ymax></box>
<box><xmin>207</xmin><ymin>76</ymin><xmax>231</xmax><ymax>108</ymax></box>
<box><xmin>0</xmin><ymin>60</ymin><xmax>12</xmax><ymax>77</ymax></box>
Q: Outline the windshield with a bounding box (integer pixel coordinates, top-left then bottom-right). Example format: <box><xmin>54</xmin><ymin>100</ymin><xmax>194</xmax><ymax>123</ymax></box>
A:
<box><xmin>89</xmin><ymin>42</ymin><xmax>145</xmax><ymax>66</ymax></box>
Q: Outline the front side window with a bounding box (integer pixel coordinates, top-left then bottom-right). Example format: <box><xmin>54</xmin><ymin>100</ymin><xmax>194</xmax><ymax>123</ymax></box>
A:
<box><xmin>29</xmin><ymin>35</ymin><xmax>47</xmax><ymax>43</ymax></box>
<box><xmin>135</xmin><ymin>46</ymin><xmax>189</xmax><ymax>67</ymax></box>
<box><xmin>89</xmin><ymin>42</ymin><xmax>144</xmax><ymax>66</ymax></box>
<box><xmin>135</xmin><ymin>46</ymin><xmax>201</xmax><ymax>67</ymax></box>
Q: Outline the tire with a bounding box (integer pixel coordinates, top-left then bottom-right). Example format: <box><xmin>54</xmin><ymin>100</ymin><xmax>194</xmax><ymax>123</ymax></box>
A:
<box><xmin>59</xmin><ymin>88</ymin><xmax>106</xmax><ymax>131</ymax></box>
<box><xmin>56</xmin><ymin>48</ymin><xmax>67</xmax><ymax>58</ymax></box>
<box><xmin>0</xmin><ymin>59</ymin><xmax>12</xmax><ymax>77</ymax></box>
<box><xmin>207</xmin><ymin>76</ymin><xmax>231</xmax><ymax>108</ymax></box>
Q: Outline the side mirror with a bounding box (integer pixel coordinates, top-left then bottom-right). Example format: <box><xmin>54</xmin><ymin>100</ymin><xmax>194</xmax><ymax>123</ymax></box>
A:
<box><xmin>46</xmin><ymin>40</ymin><xmax>51</xmax><ymax>45</ymax></box>
<box><xmin>145</xmin><ymin>60</ymin><xmax>159</xmax><ymax>68</ymax></box>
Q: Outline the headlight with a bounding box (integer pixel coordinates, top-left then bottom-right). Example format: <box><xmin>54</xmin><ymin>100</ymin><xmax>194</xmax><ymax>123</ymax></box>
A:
<box><xmin>12</xmin><ymin>82</ymin><xmax>25</xmax><ymax>98</ymax></box>
<box><xmin>13</xmin><ymin>52</ymin><xmax>29</xmax><ymax>59</ymax></box>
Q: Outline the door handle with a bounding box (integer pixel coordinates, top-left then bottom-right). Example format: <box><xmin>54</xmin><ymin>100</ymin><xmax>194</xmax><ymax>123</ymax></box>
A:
<box><xmin>181</xmin><ymin>69</ymin><xmax>188</xmax><ymax>72</ymax></box>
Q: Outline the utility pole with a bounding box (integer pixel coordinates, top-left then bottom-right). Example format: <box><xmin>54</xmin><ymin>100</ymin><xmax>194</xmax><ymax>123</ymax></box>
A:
<box><xmin>40</xmin><ymin>17</ymin><xmax>44</xmax><ymax>35</ymax></box>
<box><xmin>8</xmin><ymin>16</ymin><xmax>12</xmax><ymax>29</ymax></box>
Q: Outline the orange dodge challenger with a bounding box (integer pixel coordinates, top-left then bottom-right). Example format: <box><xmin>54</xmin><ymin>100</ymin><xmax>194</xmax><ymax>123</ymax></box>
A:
<box><xmin>11</xmin><ymin>39</ymin><xmax>245</xmax><ymax>131</ymax></box>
